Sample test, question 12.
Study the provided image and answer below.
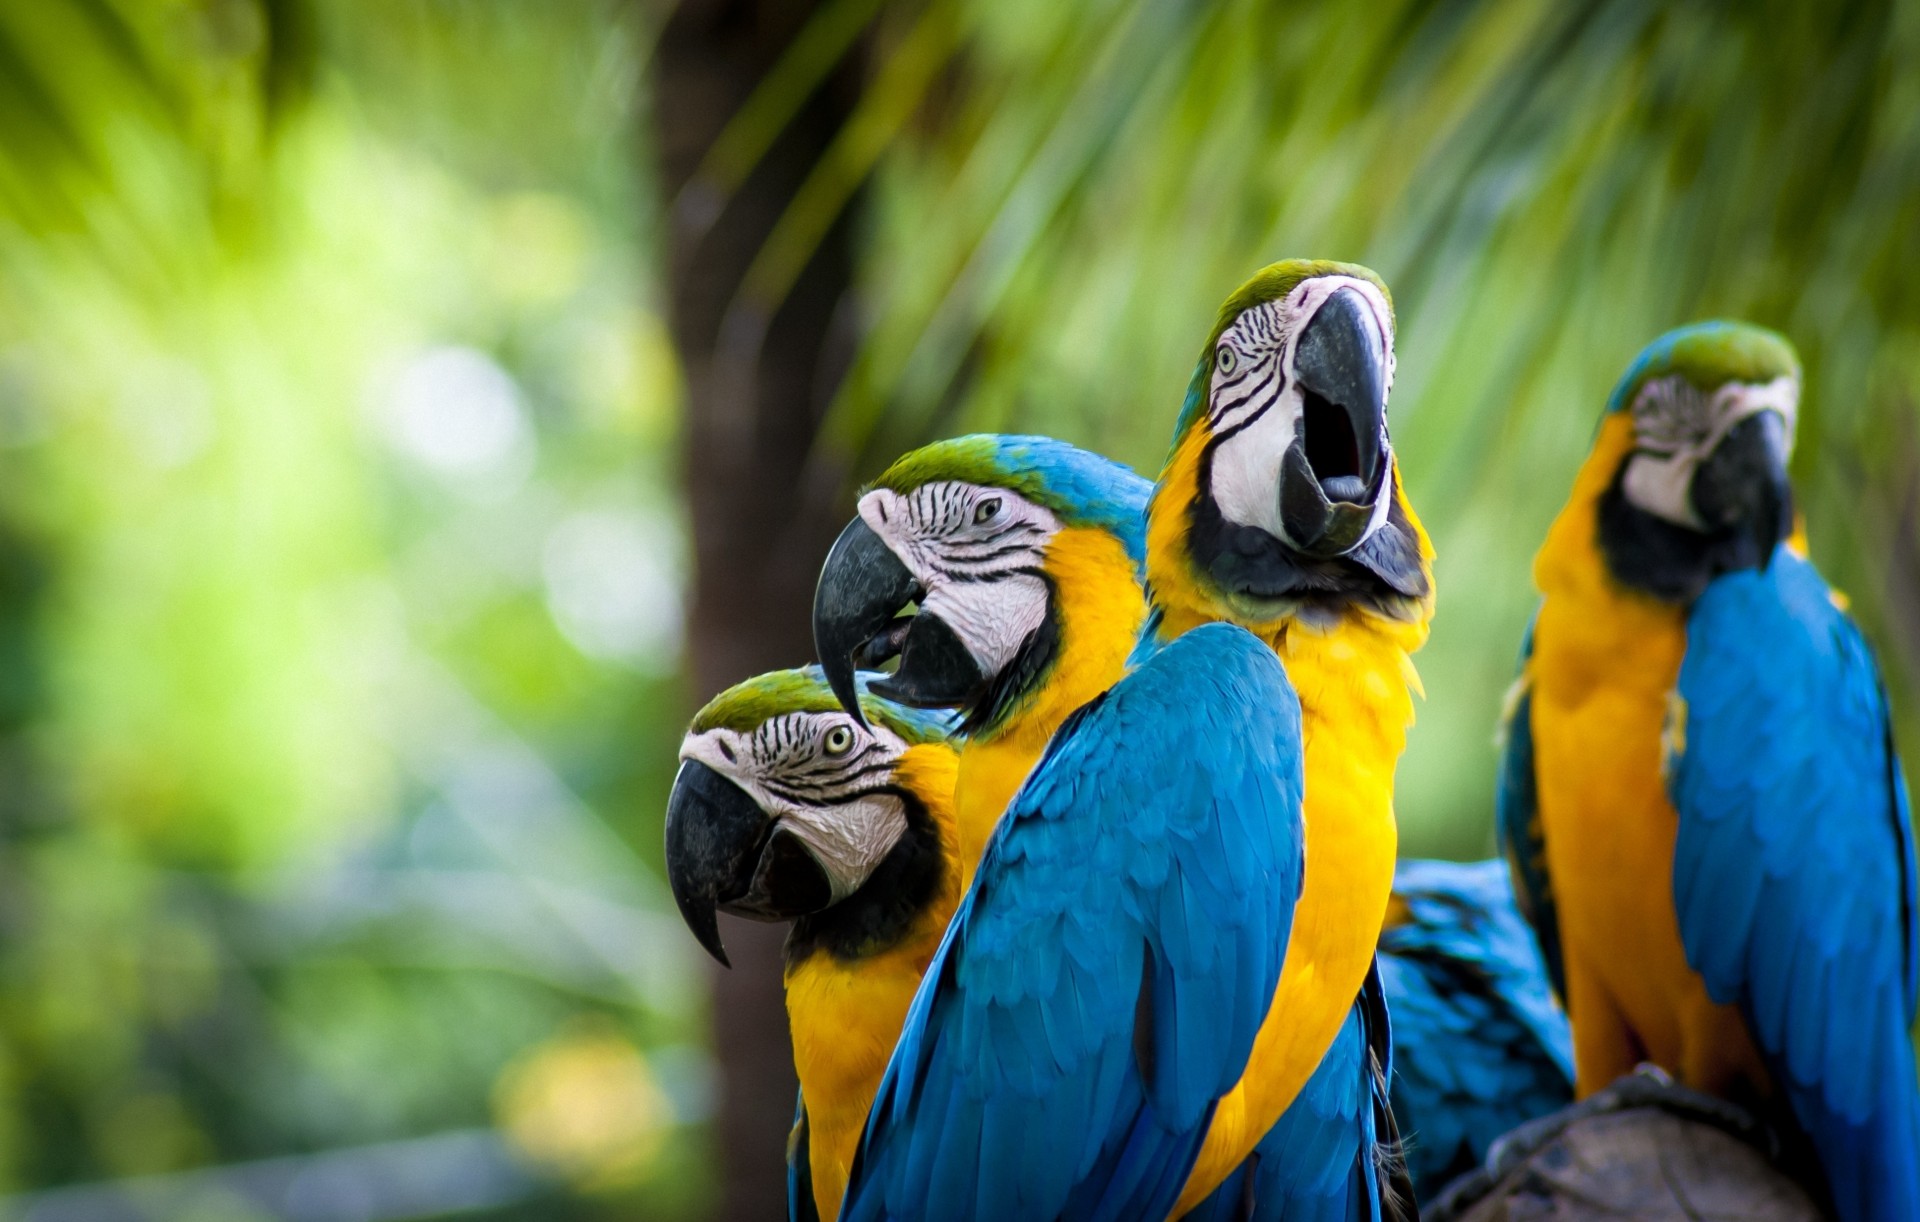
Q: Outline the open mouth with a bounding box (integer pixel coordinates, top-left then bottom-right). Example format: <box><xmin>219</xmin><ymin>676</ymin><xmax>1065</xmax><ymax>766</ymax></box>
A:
<box><xmin>1302</xmin><ymin>387</ymin><xmax>1368</xmax><ymax>504</ymax></box>
<box><xmin>854</xmin><ymin>614</ymin><xmax>914</xmax><ymax>670</ymax></box>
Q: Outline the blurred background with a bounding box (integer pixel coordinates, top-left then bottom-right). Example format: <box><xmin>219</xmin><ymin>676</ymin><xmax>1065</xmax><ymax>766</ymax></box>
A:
<box><xmin>0</xmin><ymin>0</ymin><xmax>1913</xmax><ymax>1218</ymax></box>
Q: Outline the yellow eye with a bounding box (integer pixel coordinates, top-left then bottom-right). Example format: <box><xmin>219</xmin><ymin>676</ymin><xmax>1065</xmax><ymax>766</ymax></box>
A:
<box><xmin>1216</xmin><ymin>346</ymin><xmax>1237</xmax><ymax>374</ymax></box>
<box><xmin>823</xmin><ymin>725</ymin><xmax>854</xmax><ymax>756</ymax></box>
<box><xmin>974</xmin><ymin>497</ymin><xmax>1002</xmax><ymax>525</ymax></box>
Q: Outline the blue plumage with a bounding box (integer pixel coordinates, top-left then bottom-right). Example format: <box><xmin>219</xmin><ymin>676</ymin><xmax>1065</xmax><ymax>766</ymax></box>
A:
<box><xmin>788</xmin><ymin>1092</ymin><xmax>820</xmax><ymax>1222</ymax></box>
<box><xmin>1669</xmin><ymin>546</ymin><xmax>1920</xmax><ymax>1222</ymax></box>
<box><xmin>1377</xmin><ymin>858</ymin><xmax>1574</xmax><ymax>1201</ymax></box>
<box><xmin>840</xmin><ymin>623</ymin><xmax>1306</xmax><ymax>1222</ymax></box>
<box><xmin>1494</xmin><ymin>622</ymin><xmax>1566</xmax><ymax>1002</ymax></box>
<box><xmin>1186</xmin><ymin>965</ymin><xmax>1401</xmax><ymax>1222</ymax></box>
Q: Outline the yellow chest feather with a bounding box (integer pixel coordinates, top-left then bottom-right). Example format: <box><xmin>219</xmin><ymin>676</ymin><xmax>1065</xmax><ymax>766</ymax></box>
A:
<box><xmin>953</xmin><ymin>526</ymin><xmax>1145</xmax><ymax>887</ymax></box>
<box><xmin>1149</xmin><ymin>424</ymin><xmax>1434</xmax><ymax>1215</ymax></box>
<box><xmin>785</xmin><ymin>745</ymin><xmax>960</xmax><ymax>1221</ymax></box>
<box><xmin>1528</xmin><ymin>413</ymin><xmax>1770</xmax><ymax>1097</ymax></box>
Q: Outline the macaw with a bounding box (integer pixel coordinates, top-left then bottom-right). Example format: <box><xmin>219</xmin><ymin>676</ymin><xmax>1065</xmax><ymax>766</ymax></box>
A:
<box><xmin>1498</xmin><ymin>321</ymin><xmax>1920</xmax><ymax>1221</ymax></box>
<box><xmin>811</xmin><ymin>434</ymin><xmax>1153</xmax><ymax>888</ymax></box>
<box><xmin>1375</xmin><ymin>858</ymin><xmax>1573</xmax><ymax>1201</ymax></box>
<box><xmin>664</xmin><ymin>668</ymin><xmax>960</xmax><ymax>1221</ymax></box>
<box><xmin>814</xmin><ymin>262</ymin><xmax>1430</xmax><ymax>1220</ymax></box>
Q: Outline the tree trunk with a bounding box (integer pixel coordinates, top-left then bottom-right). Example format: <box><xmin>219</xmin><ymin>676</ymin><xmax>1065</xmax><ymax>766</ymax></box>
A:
<box><xmin>652</xmin><ymin>1</ymin><xmax>866</xmax><ymax>1217</ymax></box>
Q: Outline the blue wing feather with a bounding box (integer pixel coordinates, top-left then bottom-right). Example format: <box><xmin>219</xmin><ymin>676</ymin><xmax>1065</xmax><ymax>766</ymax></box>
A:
<box><xmin>1670</xmin><ymin>548</ymin><xmax>1920</xmax><ymax>1222</ymax></box>
<box><xmin>788</xmin><ymin>1093</ymin><xmax>819</xmax><ymax>1222</ymax></box>
<box><xmin>1494</xmin><ymin>616</ymin><xmax>1566</xmax><ymax>1001</ymax></box>
<box><xmin>1183</xmin><ymin>964</ymin><xmax>1401</xmax><ymax>1222</ymax></box>
<box><xmin>1377</xmin><ymin>858</ymin><xmax>1574</xmax><ymax>1201</ymax></box>
<box><xmin>842</xmin><ymin>622</ymin><xmax>1307</xmax><ymax>1222</ymax></box>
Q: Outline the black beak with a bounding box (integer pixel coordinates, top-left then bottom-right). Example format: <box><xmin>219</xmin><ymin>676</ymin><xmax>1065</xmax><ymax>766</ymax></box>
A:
<box><xmin>1691</xmin><ymin>410</ymin><xmax>1793</xmax><ymax>565</ymax></box>
<box><xmin>813</xmin><ymin>517</ymin><xmax>920</xmax><ymax>727</ymax></box>
<box><xmin>1278</xmin><ymin>287</ymin><xmax>1389</xmax><ymax>558</ymax></box>
<box><xmin>664</xmin><ymin>759</ymin><xmax>835</xmax><ymax>967</ymax></box>
<box><xmin>867</xmin><ymin>612</ymin><xmax>987</xmax><ymax>711</ymax></box>
<box><xmin>812</xmin><ymin>515</ymin><xmax>988</xmax><ymax>720</ymax></box>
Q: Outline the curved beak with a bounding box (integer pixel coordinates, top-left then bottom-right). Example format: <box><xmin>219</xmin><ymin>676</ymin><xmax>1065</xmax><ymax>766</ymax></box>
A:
<box><xmin>813</xmin><ymin>515</ymin><xmax>989</xmax><ymax>719</ymax></box>
<box><xmin>663</xmin><ymin>759</ymin><xmax>834</xmax><ymax>967</ymax></box>
<box><xmin>1278</xmin><ymin>287</ymin><xmax>1389</xmax><ymax>557</ymax></box>
<box><xmin>1691</xmin><ymin>410</ymin><xmax>1792</xmax><ymax>565</ymax></box>
<box><xmin>813</xmin><ymin>517</ymin><xmax>920</xmax><ymax>727</ymax></box>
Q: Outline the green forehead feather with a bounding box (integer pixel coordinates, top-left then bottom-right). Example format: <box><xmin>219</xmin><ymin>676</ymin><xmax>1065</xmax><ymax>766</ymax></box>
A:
<box><xmin>690</xmin><ymin>667</ymin><xmax>952</xmax><ymax>744</ymax></box>
<box><xmin>867</xmin><ymin>434</ymin><xmax>1149</xmax><ymax>562</ymax></box>
<box><xmin>1203</xmin><ymin>259</ymin><xmax>1393</xmax><ymax>352</ymax></box>
<box><xmin>1606</xmin><ymin>321</ymin><xmax>1801</xmax><ymax>414</ymax></box>
<box><xmin>870</xmin><ymin>435</ymin><xmax>1008</xmax><ymax>498</ymax></box>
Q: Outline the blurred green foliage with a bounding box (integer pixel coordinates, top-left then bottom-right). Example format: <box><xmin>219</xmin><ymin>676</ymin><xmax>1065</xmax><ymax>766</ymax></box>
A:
<box><xmin>814</xmin><ymin>0</ymin><xmax>1920</xmax><ymax>858</ymax></box>
<box><xmin>0</xmin><ymin>0</ymin><xmax>1914</xmax><ymax>1217</ymax></box>
<box><xmin>0</xmin><ymin>1</ymin><xmax>706</xmax><ymax>1216</ymax></box>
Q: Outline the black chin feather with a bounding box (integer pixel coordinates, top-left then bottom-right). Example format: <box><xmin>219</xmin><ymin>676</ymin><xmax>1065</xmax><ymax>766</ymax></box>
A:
<box><xmin>1596</xmin><ymin>466</ymin><xmax>1790</xmax><ymax>605</ymax></box>
<box><xmin>1187</xmin><ymin>449</ymin><xmax>1429</xmax><ymax>622</ymax></box>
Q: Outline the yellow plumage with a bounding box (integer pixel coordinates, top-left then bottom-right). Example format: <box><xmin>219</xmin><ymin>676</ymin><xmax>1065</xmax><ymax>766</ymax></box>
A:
<box><xmin>1149</xmin><ymin>426</ymin><xmax>1434</xmax><ymax>1217</ymax></box>
<box><xmin>1526</xmin><ymin>411</ymin><xmax>1769</xmax><ymax>1101</ymax></box>
<box><xmin>952</xmin><ymin>526</ymin><xmax>1147</xmax><ymax>888</ymax></box>
<box><xmin>784</xmin><ymin>743</ymin><xmax>961</xmax><ymax>1221</ymax></box>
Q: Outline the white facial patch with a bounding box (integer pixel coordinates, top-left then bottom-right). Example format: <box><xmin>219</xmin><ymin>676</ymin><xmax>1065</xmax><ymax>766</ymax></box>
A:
<box><xmin>1621</xmin><ymin>374</ymin><xmax>1799</xmax><ymax>528</ymax></box>
<box><xmin>858</xmin><ymin>482</ymin><xmax>1060</xmax><ymax>678</ymax></box>
<box><xmin>680</xmin><ymin>715</ymin><xmax>912</xmax><ymax>902</ymax></box>
<box><xmin>1207</xmin><ymin>275</ymin><xmax>1397</xmax><ymax>549</ymax></box>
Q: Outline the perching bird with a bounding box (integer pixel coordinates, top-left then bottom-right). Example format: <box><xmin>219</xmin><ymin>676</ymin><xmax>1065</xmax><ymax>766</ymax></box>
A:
<box><xmin>1141</xmin><ymin>260</ymin><xmax>1432</xmax><ymax>1217</ymax></box>
<box><xmin>664</xmin><ymin>668</ymin><xmax>959</xmax><ymax>1221</ymax></box>
<box><xmin>815</xmin><ymin>261</ymin><xmax>1428</xmax><ymax>1220</ymax></box>
<box><xmin>1498</xmin><ymin>321</ymin><xmax>1919</xmax><ymax>1221</ymax></box>
<box><xmin>1375</xmin><ymin>858</ymin><xmax>1573</xmax><ymax>1202</ymax></box>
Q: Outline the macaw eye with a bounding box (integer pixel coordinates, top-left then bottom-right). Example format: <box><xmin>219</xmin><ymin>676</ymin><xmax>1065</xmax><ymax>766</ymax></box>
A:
<box><xmin>823</xmin><ymin>725</ymin><xmax>854</xmax><ymax>756</ymax></box>
<box><xmin>973</xmin><ymin>497</ymin><xmax>1002</xmax><ymax>525</ymax></box>
<box><xmin>1216</xmin><ymin>346</ymin><xmax>1237</xmax><ymax>374</ymax></box>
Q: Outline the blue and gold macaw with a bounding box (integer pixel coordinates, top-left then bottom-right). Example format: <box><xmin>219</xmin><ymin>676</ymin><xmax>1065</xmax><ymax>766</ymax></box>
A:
<box><xmin>815</xmin><ymin>262</ymin><xmax>1430</xmax><ymax>1220</ymax></box>
<box><xmin>1376</xmin><ymin>859</ymin><xmax>1572</xmax><ymax>1201</ymax></box>
<box><xmin>664</xmin><ymin>669</ymin><xmax>960</xmax><ymax>1222</ymax></box>
<box><xmin>812</xmin><ymin>434</ymin><xmax>1153</xmax><ymax>891</ymax></box>
<box><xmin>1499</xmin><ymin>321</ymin><xmax>1920</xmax><ymax>1221</ymax></box>
<box><xmin>674</xmin><ymin>437</ymin><xmax>1153</xmax><ymax>1221</ymax></box>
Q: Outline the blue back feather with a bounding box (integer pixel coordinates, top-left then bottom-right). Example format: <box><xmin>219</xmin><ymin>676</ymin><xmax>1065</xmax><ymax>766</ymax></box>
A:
<box><xmin>1494</xmin><ymin>618</ymin><xmax>1566</xmax><ymax>1001</ymax></box>
<box><xmin>1670</xmin><ymin>547</ymin><xmax>1920</xmax><ymax>1222</ymax></box>
<box><xmin>840</xmin><ymin>623</ymin><xmax>1307</xmax><ymax>1222</ymax></box>
<box><xmin>1377</xmin><ymin>859</ymin><xmax>1574</xmax><ymax>1201</ymax></box>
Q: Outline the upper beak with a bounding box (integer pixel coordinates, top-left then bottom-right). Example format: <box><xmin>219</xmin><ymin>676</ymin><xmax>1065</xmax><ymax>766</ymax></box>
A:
<box><xmin>812</xmin><ymin>515</ymin><xmax>989</xmax><ymax>720</ymax></box>
<box><xmin>663</xmin><ymin>759</ymin><xmax>834</xmax><ymax>967</ymax></box>
<box><xmin>812</xmin><ymin>517</ymin><xmax>920</xmax><ymax>727</ymax></box>
<box><xmin>1277</xmin><ymin>287</ymin><xmax>1389</xmax><ymax>557</ymax></box>
<box><xmin>1690</xmin><ymin>410</ymin><xmax>1793</xmax><ymax>564</ymax></box>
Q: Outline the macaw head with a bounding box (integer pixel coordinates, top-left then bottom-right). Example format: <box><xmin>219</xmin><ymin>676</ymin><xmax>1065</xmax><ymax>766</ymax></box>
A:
<box><xmin>665</xmin><ymin>666</ymin><xmax>956</xmax><ymax>966</ymax></box>
<box><xmin>1148</xmin><ymin>259</ymin><xmax>1431</xmax><ymax>634</ymax></box>
<box><xmin>1592</xmin><ymin>321</ymin><xmax>1800</xmax><ymax>602</ymax></box>
<box><xmin>812</xmin><ymin>434</ymin><xmax>1149</xmax><ymax>733</ymax></box>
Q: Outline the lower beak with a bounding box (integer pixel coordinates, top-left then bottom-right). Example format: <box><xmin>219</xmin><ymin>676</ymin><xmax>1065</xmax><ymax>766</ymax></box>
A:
<box><xmin>663</xmin><ymin>760</ymin><xmax>834</xmax><ymax>967</ymax></box>
<box><xmin>1691</xmin><ymin>411</ymin><xmax>1792</xmax><ymax>563</ymax></box>
<box><xmin>1277</xmin><ymin>287</ymin><xmax>1389</xmax><ymax>558</ymax></box>
<box><xmin>813</xmin><ymin>517</ymin><xmax>920</xmax><ymax>726</ymax></box>
<box><xmin>867</xmin><ymin>612</ymin><xmax>988</xmax><ymax>711</ymax></box>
